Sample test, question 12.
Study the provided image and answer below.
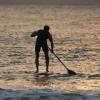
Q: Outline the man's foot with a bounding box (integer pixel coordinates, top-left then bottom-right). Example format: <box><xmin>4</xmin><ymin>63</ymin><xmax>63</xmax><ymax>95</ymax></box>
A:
<box><xmin>46</xmin><ymin>70</ymin><xmax>49</xmax><ymax>73</ymax></box>
<box><xmin>35</xmin><ymin>70</ymin><xmax>39</xmax><ymax>73</ymax></box>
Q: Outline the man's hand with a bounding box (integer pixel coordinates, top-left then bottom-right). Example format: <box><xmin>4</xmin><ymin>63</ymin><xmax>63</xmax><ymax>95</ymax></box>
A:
<box><xmin>30</xmin><ymin>31</ymin><xmax>37</xmax><ymax>37</ymax></box>
<box><xmin>48</xmin><ymin>47</ymin><xmax>54</xmax><ymax>53</ymax></box>
<box><xmin>50</xmin><ymin>49</ymin><xmax>54</xmax><ymax>53</ymax></box>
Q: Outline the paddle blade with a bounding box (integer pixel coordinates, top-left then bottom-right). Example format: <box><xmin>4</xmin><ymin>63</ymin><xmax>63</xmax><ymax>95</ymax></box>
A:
<box><xmin>67</xmin><ymin>69</ymin><xmax>77</xmax><ymax>75</ymax></box>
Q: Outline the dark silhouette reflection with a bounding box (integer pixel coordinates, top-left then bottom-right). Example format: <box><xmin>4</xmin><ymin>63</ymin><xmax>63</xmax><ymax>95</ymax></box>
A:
<box><xmin>34</xmin><ymin>72</ymin><xmax>75</xmax><ymax>83</ymax></box>
<box><xmin>34</xmin><ymin>73</ymin><xmax>50</xmax><ymax>82</ymax></box>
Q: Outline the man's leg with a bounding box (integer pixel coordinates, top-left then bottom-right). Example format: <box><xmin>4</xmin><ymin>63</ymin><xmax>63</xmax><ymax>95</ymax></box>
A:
<box><xmin>35</xmin><ymin>46</ymin><xmax>41</xmax><ymax>73</ymax></box>
<box><xmin>42</xmin><ymin>45</ymin><xmax>49</xmax><ymax>72</ymax></box>
<box><xmin>45</xmin><ymin>52</ymin><xmax>49</xmax><ymax>72</ymax></box>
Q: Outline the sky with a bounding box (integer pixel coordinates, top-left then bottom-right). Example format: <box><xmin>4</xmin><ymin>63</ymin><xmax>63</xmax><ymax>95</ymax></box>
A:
<box><xmin>0</xmin><ymin>0</ymin><xmax>100</xmax><ymax>5</ymax></box>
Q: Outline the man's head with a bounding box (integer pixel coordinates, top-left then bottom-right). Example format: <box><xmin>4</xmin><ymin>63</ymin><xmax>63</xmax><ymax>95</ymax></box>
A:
<box><xmin>44</xmin><ymin>25</ymin><xmax>50</xmax><ymax>31</ymax></box>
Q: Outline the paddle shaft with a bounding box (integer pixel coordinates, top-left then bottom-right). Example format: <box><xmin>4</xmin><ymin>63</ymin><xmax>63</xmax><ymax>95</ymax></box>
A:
<box><xmin>48</xmin><ymin>47</ymin><xmax>69</xmax><ymax>71</ymax></box>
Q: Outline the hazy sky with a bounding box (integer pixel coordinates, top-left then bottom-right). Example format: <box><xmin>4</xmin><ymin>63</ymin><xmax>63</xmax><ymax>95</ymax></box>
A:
<box><xmin>0</xmin><ymin>0</ymin><xmax>100</xmax><ymax>5</ymax></box>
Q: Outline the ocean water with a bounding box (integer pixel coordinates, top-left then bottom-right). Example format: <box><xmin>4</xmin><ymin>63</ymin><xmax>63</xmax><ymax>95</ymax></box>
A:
<box><xmin>0</xmin><ymin>5</ymin><xmax>100</xmax><ymax>100</ymax></box>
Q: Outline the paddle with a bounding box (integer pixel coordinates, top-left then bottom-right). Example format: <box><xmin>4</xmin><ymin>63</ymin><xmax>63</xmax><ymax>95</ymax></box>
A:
<box><xmin>48</xmin><ymin>47</ymin><xmax>77</xmax><ymax>75</ymax></box>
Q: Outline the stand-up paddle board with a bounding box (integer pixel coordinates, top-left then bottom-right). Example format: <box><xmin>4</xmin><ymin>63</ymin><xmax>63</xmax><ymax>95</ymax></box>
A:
<box><xmin>34</xmin><ymin>72</ymin><xmax>70</xmax><ymax>77</ymax></box>
<box><xmin>34</xmin><ymin>72</ymin><xmax>53</xmax><ymax>75</ymax></box>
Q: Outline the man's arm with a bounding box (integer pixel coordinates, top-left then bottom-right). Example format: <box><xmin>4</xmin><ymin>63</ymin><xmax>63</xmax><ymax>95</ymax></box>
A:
<box><xmin>49</xmin><ymin>33</ymin><xmax>54</xmax><ymax>52</ymax></box>
<box><xmin>30</xmin><ymin>31</ymin><xmax>38</xmax><ymax>37</ymax></box>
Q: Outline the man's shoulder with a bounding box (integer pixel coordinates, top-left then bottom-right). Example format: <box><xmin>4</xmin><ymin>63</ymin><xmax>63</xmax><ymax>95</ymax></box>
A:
<box><xmin>38</xmin><ymin>29</ymin><xmax>43</xmax><ymax>33</ymax></box>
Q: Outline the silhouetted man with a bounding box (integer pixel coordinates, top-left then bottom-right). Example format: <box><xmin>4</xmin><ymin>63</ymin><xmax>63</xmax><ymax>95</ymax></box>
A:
<box><xmin>31</xmin><ymin>25</ymin><xmax>54</xmax><ymax>73</ymax></box>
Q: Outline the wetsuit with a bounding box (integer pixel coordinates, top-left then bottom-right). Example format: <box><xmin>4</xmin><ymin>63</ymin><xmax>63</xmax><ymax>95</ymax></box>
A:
<box><xmin>31</xmin><ymin>29</ymin><xmax>53</xmax><ymax>72</ymax></box>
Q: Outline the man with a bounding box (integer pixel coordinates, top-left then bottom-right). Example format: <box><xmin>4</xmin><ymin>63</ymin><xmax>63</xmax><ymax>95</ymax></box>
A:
<box><xmin>31</xmin><ymin>25</ymin><xmax>54</xmax><ymax>73</ymax></box>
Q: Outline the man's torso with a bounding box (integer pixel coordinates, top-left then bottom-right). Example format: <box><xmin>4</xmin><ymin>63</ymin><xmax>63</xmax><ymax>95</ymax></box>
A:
<box><xmin>36</xmin><ymin>30</ymin><xmax>50</xmax><ymax>46</ymax></box>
